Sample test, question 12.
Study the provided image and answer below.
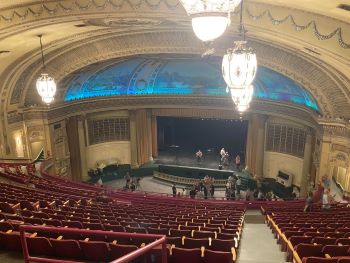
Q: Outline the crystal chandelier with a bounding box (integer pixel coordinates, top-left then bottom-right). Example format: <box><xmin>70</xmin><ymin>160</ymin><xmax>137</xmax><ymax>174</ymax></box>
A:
<box><xmin>221</xmin><ymin>0</ymin><xmax>257</xmax><ymax>112</ymax></box>
<box><xmin>36</xmin><ymin>35</ymin><xmax>56</xmax><ymax>104</ymax></box>
<box><xmin>179</xmin><ymin>0</ymin><xmax>242</xmax><ymax>42</ymax></box>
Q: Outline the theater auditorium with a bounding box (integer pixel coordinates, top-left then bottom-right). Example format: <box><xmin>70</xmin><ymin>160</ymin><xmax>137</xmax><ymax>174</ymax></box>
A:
<box><xmin>0</xmin><ymin>0</ymin><xmax>350</xmax><ymax>262</ymax></box>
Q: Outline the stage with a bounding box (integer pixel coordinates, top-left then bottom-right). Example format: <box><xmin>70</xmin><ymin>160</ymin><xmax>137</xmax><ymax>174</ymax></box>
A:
<box><xmin>155</xmin><ymin>148</ymin><xmax>239</xmax><ymax>171</ymax></box>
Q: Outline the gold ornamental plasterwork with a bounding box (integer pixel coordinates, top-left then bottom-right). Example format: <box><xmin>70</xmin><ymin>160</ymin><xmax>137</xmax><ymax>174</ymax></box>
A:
<box><xmin>5</xmin><ymin>33</ymin><xmax>339</xmax><ymax>117</ymax></box>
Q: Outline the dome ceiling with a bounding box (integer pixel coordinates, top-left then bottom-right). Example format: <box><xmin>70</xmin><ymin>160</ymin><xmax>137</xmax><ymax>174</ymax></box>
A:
<box><xmin>0</xmin><ymin>0</ymin><xmax>348</xmax><ymax>118</ymax></box>
<box><xmin>63</xmin><ymin>56</ymin><xmax>319</xmax><ymax>112</ymax></box>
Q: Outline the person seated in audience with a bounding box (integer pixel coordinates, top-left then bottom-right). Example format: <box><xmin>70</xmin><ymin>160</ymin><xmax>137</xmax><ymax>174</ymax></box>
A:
<box><xmin>172</xmin><ymin>184</ymin><xmax>177</xmax><ymax>197</ymax></box>
<box><xmin>203</xmin><ymin>185</ymin><xmax>208</xmax><ymax>199</ymax></box>
<box><xmin>266</xmin><ymin>191</ymin><xmax>273</xmax><ymax>201</ymax></box>
<box><xmin>304</xmin><ymin>191</ymin><xmax>313</xmax><ymax>212</ymax></box>
<box><xmin>124</xmin><ymin>172</ymin><xmax>131</xmax><ymax>186</ymax></box>
<box><xmin>322</xmin><ymin>188</ymin><xmax>333</xmax><ymax>210</ymax></box>
<box><xmin>97</xmin><ymin>176</ymin><xmax>103</xmax><ymax>186</ymax></box>
<box><xmin>189</xmin><ymin>187</ymin><xmax>197</xmax><ymax>199</ymax></box>
<box><xmin>257</xmin><ymin>190</ymin><xmax>265</xmax><ymax>200</ymax></box>
<box><xmin>136</xmin><ymin>177</ymin><xmax>142</xmax><ymax>189</ymax></box>
<box><xmin>245</xmin><ymin>187</ymin><xmax>252</xmax><ymax>201</ymax></box>
<box><xmin>210</xmin><ymin>184</ymin><xmax>215</xmax><ymax>198</ymax></box>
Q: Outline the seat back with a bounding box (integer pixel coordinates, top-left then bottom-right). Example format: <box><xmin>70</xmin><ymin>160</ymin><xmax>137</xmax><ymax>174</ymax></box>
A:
<box><xmin>79</xmin><ymin>241</ymin><xmax>110</xmax><ymax>262</ymax></box>
<box><xmin>170</xmin><ymin>229</ymin><xmax>192</xmax><ymax>238</ymax></box>
<box><xmin>289</xmin><ymin>236</ymin><xmax>313</xmax><ymax>247</ymax></box>
<box><xmin>211</xmin><ymin>239</ymin><xmax>235</xmax><ymax>252</ymax></box>
<box><xmin>322</xmin><ymin>245</ymin><xmax>350</xmax><ymax>257</ymax></box>
<box><xmin>193</xmin><ymin>231</ymin><xmax>216</xmax><ymax>239</ymax></box>
<box><xmin>50</xmin><ymin>239</ymin><xmax>83</xmax><ymax>260</ymax></box>
<box><xmin>302</xmin><ymin>257</ymin><xmax>338</xmax><ymax>263</ymax></box>
<box><xmin>202</xmin><ymin>249</ymin><xmax>234</xmax><ymax>263</ymax></box>
<box><xmin>109</xmin><ymin>243</ymin><xmax>138</xmax><ymax>261</ymax></box>
<box><xmin>183</xmin><ymin>237</ymin><xmax>210</xmax><ymax>249</ymax></box>
<box><xmin>27</xmin><ymin>237</ymin><xmax>55</xmax><ymax>256</ymax></box>
<box><xmin>0</xmin><ymin>231</ymin><xmax>22</xmax><ymax>251</ymax></box>
<box><xmin>312</xmin><ymin>237</ymin><xmax>337</xmax><ymax>245</ymax></box>
<box><xmin>170</xmin><ymin>247</ymin><xmax>202</xmax><ymax>263</ymax></box>
<box><xmin>295</xmin><ymin>243</ymin><xmax>323</xmax><ymax>259</ymax></box>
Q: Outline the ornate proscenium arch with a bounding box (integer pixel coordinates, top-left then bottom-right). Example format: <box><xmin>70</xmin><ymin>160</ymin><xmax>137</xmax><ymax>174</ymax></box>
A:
<box><xmin>62</xmin><ymin>56</ymin><xmax>319</xmax><ymax>112</ymax></box>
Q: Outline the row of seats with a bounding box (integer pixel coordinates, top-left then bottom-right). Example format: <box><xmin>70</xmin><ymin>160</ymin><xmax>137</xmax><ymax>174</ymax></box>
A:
<box><xmin>0</xmin><ymin>165</ymin><xmax>246</xmax><ymax>262</ymax></box>
<box><xmin>263</xmin><ymin>203</ymin><xmax>350</xmax><ymax>263</ymax></box>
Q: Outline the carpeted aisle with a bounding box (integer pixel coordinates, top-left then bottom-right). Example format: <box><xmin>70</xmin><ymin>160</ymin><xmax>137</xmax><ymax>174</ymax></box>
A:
<box><xmin>237</xmin><ymin>210</ymin><xmax>287</xmax><ymax>263</ymax></box>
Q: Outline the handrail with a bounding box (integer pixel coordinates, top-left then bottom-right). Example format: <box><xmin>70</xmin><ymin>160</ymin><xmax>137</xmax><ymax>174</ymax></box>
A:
<box><xmin>19</xmin><ymin>225</ymin><xmax>167</xmax><ymax>263</ymax></box>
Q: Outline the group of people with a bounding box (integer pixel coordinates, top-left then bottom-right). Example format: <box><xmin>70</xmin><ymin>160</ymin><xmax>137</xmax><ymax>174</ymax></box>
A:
<box><xmin>172</xmin><ymin>175</ymin><xmax>216</xmax><ymax>199</ymax></box>
<box><xmin>304</xmin><ymin>181</ymin><xmax>337</xmax><ymax>212</ymax></box>
<box><xmin>225</xmin><ymin>174</ymin><xmax>242</xmax><ymax>200</ymax></box>
<box><xmin>195</xmin><ymin>148</ymin><xmax>241</xmax><ymax>171</ymax></box>
<box><xmin>220</xmin><ymin>148</ymin><xmax>241</xmax><ymax>170</ymax></box>
<box><xmin>123</xmin><ymin>172</ymin><xmax>141</xmax><ymax>191</ymax></box>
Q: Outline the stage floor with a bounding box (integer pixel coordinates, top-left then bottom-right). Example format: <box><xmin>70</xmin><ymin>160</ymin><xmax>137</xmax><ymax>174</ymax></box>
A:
<box><xmin>155</xmin><ymin>149</ymin><xmax>239</xmax><ymax>171</ymax></box>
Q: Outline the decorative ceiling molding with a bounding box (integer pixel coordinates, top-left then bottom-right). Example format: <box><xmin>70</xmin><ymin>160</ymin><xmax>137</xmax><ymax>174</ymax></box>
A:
<box><xmin>245</xmin><ymin>7</ymin><xmax>350</xmax><ymax>49</ymax></box>
<box><xmin>39</xmin><ymin>95</ymin><xmax>318</xmax><ymax>128</ymax></box>
<box><xmin>3</xmin><ymin>30</ymin><xmax>345</xmax><ymax>118</ymax></box>
<box><xmin>0</xmin><ymin>0</ymin><xmax>181</xmax><ymax>25</ymax></box>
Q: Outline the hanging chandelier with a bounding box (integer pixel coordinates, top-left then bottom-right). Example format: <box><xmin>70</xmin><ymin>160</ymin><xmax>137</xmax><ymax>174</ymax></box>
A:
<box><xmin>36</xmin><ymin>35</ymin><xmax>56</xmax><ymax>104</ymax></box>
<box><xmin>222</xmin><ymin>41</ymin><xmax>257</xmax><ymax>88</ymax></box>
<box><xmin>221</xmin><ymin>0</ymin><xmax>257</xmax><ymax>112</ymax></box>
<box><xmin>230</xmin><ymin>84</ymin><xmax>254</xmax><ymax>112</ymax></box>
<box><xmin>179</xmin><ymin>0</ymin><xmax>242</xmax><ymax>42</ymax></box>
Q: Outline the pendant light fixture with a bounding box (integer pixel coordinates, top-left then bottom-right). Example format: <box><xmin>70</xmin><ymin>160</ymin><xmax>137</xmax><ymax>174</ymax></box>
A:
<box><xmin>221</xmin><ymin>0</ymin><xmax>257</xmax><ymax>112</ymax></box>
<box><xmin>179</xmin><ymin>0</ymin><xmax>242</xmax><ymax>42</ymax></box>
<box><xmin>36</xmin><ymin>35</ymin><xmax>56</xmax><ymax>104</ymax></box>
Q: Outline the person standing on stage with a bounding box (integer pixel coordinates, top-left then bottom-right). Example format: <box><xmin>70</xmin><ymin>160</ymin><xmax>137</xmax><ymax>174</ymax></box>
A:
<box><xmin>196</xmin><ymin>149</ymin><xmax>203</xmax><ymax>164</ymax></box>
<box><xmin>220</xmin><ymin>148</ymin><xmax>226</xmax><ymax>163</ymax></box>
<box><xmin>235</xmin><ymin>155</ymin><xmax>241</xmax><ymax>170</ymax></box>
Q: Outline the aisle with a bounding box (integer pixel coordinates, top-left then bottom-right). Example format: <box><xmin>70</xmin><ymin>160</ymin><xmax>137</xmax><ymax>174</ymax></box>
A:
<box><xmin>237</xmin><ymin>211</ymin><xmax>287</xmax><ymax>263</ymax></box>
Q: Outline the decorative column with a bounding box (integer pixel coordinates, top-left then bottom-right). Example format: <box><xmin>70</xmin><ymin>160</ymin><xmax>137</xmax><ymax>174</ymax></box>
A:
<box><xmin>317</xmin><ymin>128</ymin><xmax>332</xmax><ymax>184</ymax></box>
<box><xmin>300</xmin><ymin>131</ymin><xmax>313</xmax><ymax>197</ymax></box>
<box><xmin>66</xmin><ymin>116</ymin><xmax>82</xmax><ymax>181</ymax></box>
<box><xmin>78</xmin><ymin>116</ymin><xmax>88</xmax><ymax>181</ymax></box>
<box><xmin>245</xmin><ymin>116</ymin><xmax>255</xmax><ymax>174</ymax></box>
<box><xmin>146</xmin><ymin>110</ymin><xmax>153</xmax><ymax>161</ymax></box>
<box><xmin>246</xmin><ymin>113</ymin><xmax>266</xmax><ymax>177</ymax></box>
<box><xmin>129</xmin><ymin>111</ymin><xmax>139</xmax><ymax>168</ymax></box>
<box><xmin>151</xmin><ymin>115</ymin><xmax>158</xmax><ymax>158</ymax></box>
<box><xmin>255</xmin><ymin>115</ymin><xmax>267</xmax><ymax>178</ymax></box>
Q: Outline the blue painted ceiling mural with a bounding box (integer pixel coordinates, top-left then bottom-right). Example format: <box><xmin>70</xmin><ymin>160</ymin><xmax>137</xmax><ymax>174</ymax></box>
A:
<box><xmin>64</xmin><ymin>56</ymin><xmax>319</xmax><ymax>112</ymax></box>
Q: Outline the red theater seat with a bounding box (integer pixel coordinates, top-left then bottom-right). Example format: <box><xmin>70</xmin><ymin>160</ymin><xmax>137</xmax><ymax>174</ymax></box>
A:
<box><xmin>182</xmin><ymin>237</ymin><xmax>210</xmax><ymax>249</ymax></box>
<box><xmin>322</xmin><ymin>245</ymin><xmax>350</xmax><ymax>257</ymax></box>
<box><xmin>202</xmin><ymin>249</ymin><xmax>234</xmax><ymax>263</ymax></box>
<box><xmin>301</xmin><ymin>257</ymin><xmax>337</xmax><ymax>263</ymax></box>
<box><xmin>27</xmin><ymin>237</ymin><xmax>55</xmax><ymax>256</ymax></box>
<box><xmin>109</xmin><ymin>243</ymin><xmax>138</xmax><ymax>261</ymax></box>
<box><xmin>170</xmin><ymin>247</ymin><xmax>202</xmax><ymax>263</ymax></box>
<box><xmin>79</xmin><ymin>240</ymin><xmax>110</xmax><ymax>262</ymax></box>
<box><xmin>294</xmin><ymin>243</ymin><xmax>323</xmax><ymax>261</ymax></box>
<box><xmin>50</xmin><ymin>239</ymin><xmax>83</xmax><ymax>260</ymax></box>
<box><xmin>193</xmin><ymin>231</ymin><xmax>216</xmax><ymax>239</ymax></box>
<box><xmin>211</xmin><ymin>238</ymin><xmax>235</xmax><ymax>252</ymax></box>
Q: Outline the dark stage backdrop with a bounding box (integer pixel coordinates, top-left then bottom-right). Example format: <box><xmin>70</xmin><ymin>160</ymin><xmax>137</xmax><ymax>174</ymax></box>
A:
<box><xmin>157</xmin><ymin>116</ymin><xmax>248</xmax><ymax>159</ymax></box>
